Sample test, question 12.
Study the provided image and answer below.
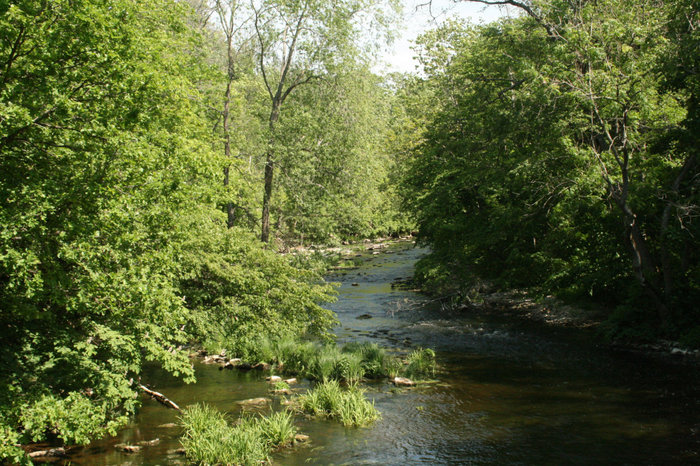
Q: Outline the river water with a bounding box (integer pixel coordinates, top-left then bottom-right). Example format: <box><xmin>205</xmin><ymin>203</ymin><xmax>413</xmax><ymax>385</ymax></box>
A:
<box><xmin>65</xmin><ymin>241</ymin><xmax>699</xmax><ymax>464</ymax></box>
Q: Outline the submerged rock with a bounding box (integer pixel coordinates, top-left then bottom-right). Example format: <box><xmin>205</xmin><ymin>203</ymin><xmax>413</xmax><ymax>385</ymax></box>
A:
<box><xmin>236</xmin><ymin>397</ymin><xmax>271</xmax><ymax>406</ymax></box>
<box><xmin>157</xmin><ymin>423</ymin><xmax>179</xmax><ymax>428</ymax></box>
<box><xmin>357</xmin><ymin>313</ymin><xmax>372</xmax><ymax>319</ymax></box>
<box><xmin>294</xmin><ymin>434</ymin><xmax>310</xmax><ymax>443</ymax></box>
<box><xmin>137</xmin><ymin>438</ymin><xmax>160</xmax><ymax>446</ymax></box>
<box><xmin>266</xmin><ymin>375</ymin><xmax>282</xmax><ymax>383</ymax></box>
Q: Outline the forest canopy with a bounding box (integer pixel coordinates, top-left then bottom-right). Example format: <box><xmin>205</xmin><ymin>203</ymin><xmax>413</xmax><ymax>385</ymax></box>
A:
<box><xmin>401</xmin><ymin>0</ymin><xmax>699</xmax><ymax>343</ymax></box>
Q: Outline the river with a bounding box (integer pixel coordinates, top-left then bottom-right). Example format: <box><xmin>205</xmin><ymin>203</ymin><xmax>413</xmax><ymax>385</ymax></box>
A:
<box><xmin>64</xmin><ymin>241</ymin><xmax>699</xmax><ymax>464</ymax></box>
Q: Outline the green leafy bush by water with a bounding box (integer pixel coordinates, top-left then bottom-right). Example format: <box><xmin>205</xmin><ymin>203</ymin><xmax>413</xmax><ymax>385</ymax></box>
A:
<box><xmin>180</xmin><ymin>404</ymin><xmax>296</xmax><ymax>465</ymax></box>
<box><xmin>298</xmin><ymin>380</ymin><xmax>380</xmax><ymax>427</ymax></box>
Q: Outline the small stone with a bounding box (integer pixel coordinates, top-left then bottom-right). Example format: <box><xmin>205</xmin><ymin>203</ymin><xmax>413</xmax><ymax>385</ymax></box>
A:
<box><xmin>266</xmin><ymin>375</ymin><xmax>282</xmax><ymax>382</ymax></box>
<box><xmin>391</xmin><ymin>376</ymin><xmax>415</xmax><ymax>387</ymax></box>
<box><xmin>351</xmin><ymin>283</ymin><xmax>359</xmax><ymax>286</ymax></box>
<box><xmin>273</xmin><ymin>388</ymin><xmax>292</xmax><ymax>395</ymax></box>
<box><xmin>137</xmin><ymin>438</ymin><xmax>160</xmax><ymax>446</ymax></box>
<box><xmin>236</xmin><ymin>397</ymin><xmax>271</xmax><ymax>406</ymax></box>
<box><xmin>223</xmin><ymin>358</ymin><xmax>242</xmax><ymax>369</ymax></box>
<box><xmin>157</xmin><ymin>423</ymin><xmax>178</xmax><ymax>428</ymax></box>
<box><xmin>115</xmin><ymin>444</ymin><xmax>141</xmax><ymax>453</ymax></box>
<box><xmin>168</xmin><ymin>448</ymin><xmax>187</xmax><ymax>455</ymax></box>
<box><xmin>28</xmin><ymin>448</ymin><xmax>66</xmax><ymax>458</ymax></box>
<box><xmin>357</xmin><ymin>314</ymin><xmax>372</xmax><ymax>319</ymax></box>
<box><xmin>284</xmin><ymin>378</ymin><xmax>297</xmax><ymax>384</ymax></box>
<box><xmin>294</xmin><ymin>434</ymin><xmax>310</xmax><ymax>443</ymax></box>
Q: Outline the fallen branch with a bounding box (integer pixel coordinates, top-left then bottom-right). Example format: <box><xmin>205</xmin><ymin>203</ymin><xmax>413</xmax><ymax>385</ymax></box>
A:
<box><xmin>139</xmin><ymin>384</ymin><xmax>180</xmax><ymax>411</ymax></box>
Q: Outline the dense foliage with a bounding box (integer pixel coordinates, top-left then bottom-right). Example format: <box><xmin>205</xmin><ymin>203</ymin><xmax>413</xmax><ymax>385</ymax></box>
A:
<box><xmin>400</xmin><ymin>0</ymin><xmax>699</xmax><ymax>343</ymax></box>
<box><xmin>0</xmin><ymin>0</ymin><xmax>395</xmax><ymax>460</ymax></box>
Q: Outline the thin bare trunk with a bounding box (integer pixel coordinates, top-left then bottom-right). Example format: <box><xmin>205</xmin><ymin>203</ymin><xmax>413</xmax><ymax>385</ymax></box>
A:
<box><xmin>223</xmin><ymin>79</ymin><xmax>236</xmax><ymax>227</ymax></box>
<box><xmin>261</xmin><ymin>102</ymin><xmax>281</xmax><ymax>242</ymax></box>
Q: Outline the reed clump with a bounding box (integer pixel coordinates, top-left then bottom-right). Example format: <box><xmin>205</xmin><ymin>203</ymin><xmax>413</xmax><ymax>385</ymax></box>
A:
<box><xmin>297</xmin><ymin>380</ymin><xmax>380</xmax><ymax>427</ymax></box>
<box><xmin>179</xmin><ymin>404</ymin><xmax>296</xmax><ymax>465</ymax></box>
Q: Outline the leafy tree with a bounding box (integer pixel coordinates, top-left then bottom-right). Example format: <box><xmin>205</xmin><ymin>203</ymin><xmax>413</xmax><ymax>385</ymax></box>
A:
<box><xmin>0</xmin><ymin>0</ymin><xmax>336</xmax><ymax>459</ymax></box>
<box><xmin>402</xmin><ymin>0</ymin><xmax>699</xmax><ymax>340</ymax></box>
<box><xmin>251</xmin><ymin>0</ymin><xmax>400</xmax><ymax>242</ymax></box>
<box><xmin>274</xmin><ymin>68</ymin><xmax>409</xmax><ymax>243</ymax></box>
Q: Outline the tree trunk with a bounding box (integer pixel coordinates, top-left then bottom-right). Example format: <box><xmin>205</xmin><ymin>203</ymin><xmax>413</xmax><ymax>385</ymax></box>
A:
<box><xmin>619</xmin><ymin>201</ymin><xmax>670</xmax><ymax>328</ymax></box>
<box><xmin>261</xmin><ymin>101</ymin><xmax>281</xmax><ymax>242</ymax></box>
<box><xmin>261</xmin><ymin>151</ymin><xmax>274</xmax><ymax>242</ymax></box>
<box><xmin>223</xmin><ymin>63</ymin><xmax>236</xmax><ymax>228</ymax></box>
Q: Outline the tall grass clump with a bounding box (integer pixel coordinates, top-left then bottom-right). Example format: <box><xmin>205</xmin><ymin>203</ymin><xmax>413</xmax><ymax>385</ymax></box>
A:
<box><xmin>309</xmin><ymin>345</ymin><xmax>345</xmax><ymax>381</ymax></box>
<box><xmin>403</xmin><ymin>348</ymin><xmax>436</xmax><ymax>380</ymax></box>
<box><xmin>256</xmin><ymin>410</ymin><xmax>297</xmax><ymax>447</ymax></box>
<box><xmin>274</xmin><ymin>337</ymin><xmax>317</xmax><ymax>375</ymax></box>
<box><xmin>179</xmin><ymin>404</ymin><xmax>296</xmax><ymax>465</ymax></box>
<box><xmin>339</xmin><ymin>352</ymin><xmax>365</xmax><ymax>385</ymax></box>
<box><xmin>298</xmin><ymin>380</ymin><xmax>380</xmax><ymax>427</ymax></box>
<box><xmin>342</xmin><ymin>342</ymin><xmax>388</xmax><ymax>378</ymax></box>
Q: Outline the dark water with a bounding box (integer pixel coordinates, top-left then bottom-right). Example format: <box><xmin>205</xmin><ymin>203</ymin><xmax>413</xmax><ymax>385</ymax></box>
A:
<box><xmin>66</xmin><ymin>242</ymin><xmax>699</xmax><ymax>465</ymax></box>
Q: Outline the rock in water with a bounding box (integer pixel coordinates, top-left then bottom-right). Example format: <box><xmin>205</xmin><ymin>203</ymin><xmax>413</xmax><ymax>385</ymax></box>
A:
<box><xmin>138</xmin><ymin>438</ymin><xmax>160</xmax><ymax>446</ymax></box>
<box><xmin>391</xmin><ymin>376</ymin><xmax>415</xmax><ymax>387</ymax></box>
<box><xmin>115</xmin><ymin>444</ymin><xmax>141</xmax><ymax>453</ymax></box>
<box><xmin>236</xmin><ymin>397</ymin><xmax>271</xmax><ymax>406</ymax></box>
<box><xmin>28</xmin><ymin>448</ymin><xmax>66</xmax><ymax>458</ymax></box>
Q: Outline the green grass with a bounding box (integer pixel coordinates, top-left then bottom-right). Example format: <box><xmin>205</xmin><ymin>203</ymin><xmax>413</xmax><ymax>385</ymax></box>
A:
<box><xmin>207</xmin><ymin>335</ymin><xmax>438</xmax><ymax>384</ymax></box>
<box><xmin>403</xmin><ymin>348</ymin><xmax>436</xmax><ymax>380</ymax></box>
<box><xmin>179</xmin><ymin>404</ymin><xmax>297</xmax><ymax>465</ymax></box>
<box><xmin>273</xmin><ymin>380</ymin><xmax>291</xmax><ymax>391</ymax></box>
<box><xmin>298</xmin><ymin>380</ymin><xmax>380</xmax><ymax>427</ymax></box>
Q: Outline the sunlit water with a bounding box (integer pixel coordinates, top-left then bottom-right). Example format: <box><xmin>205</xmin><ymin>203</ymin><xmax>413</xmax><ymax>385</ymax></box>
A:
<box><xmin>62</xmin><ymin>242</ymin><xmax>699</xmax><ymax>465</ymax></box>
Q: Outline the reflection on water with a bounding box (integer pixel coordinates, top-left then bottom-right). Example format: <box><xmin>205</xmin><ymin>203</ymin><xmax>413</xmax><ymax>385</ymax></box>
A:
<box><xmin>69</xmin><ymin>241</ymin><xmax>699</xmax><ymax>464</ymax></box>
